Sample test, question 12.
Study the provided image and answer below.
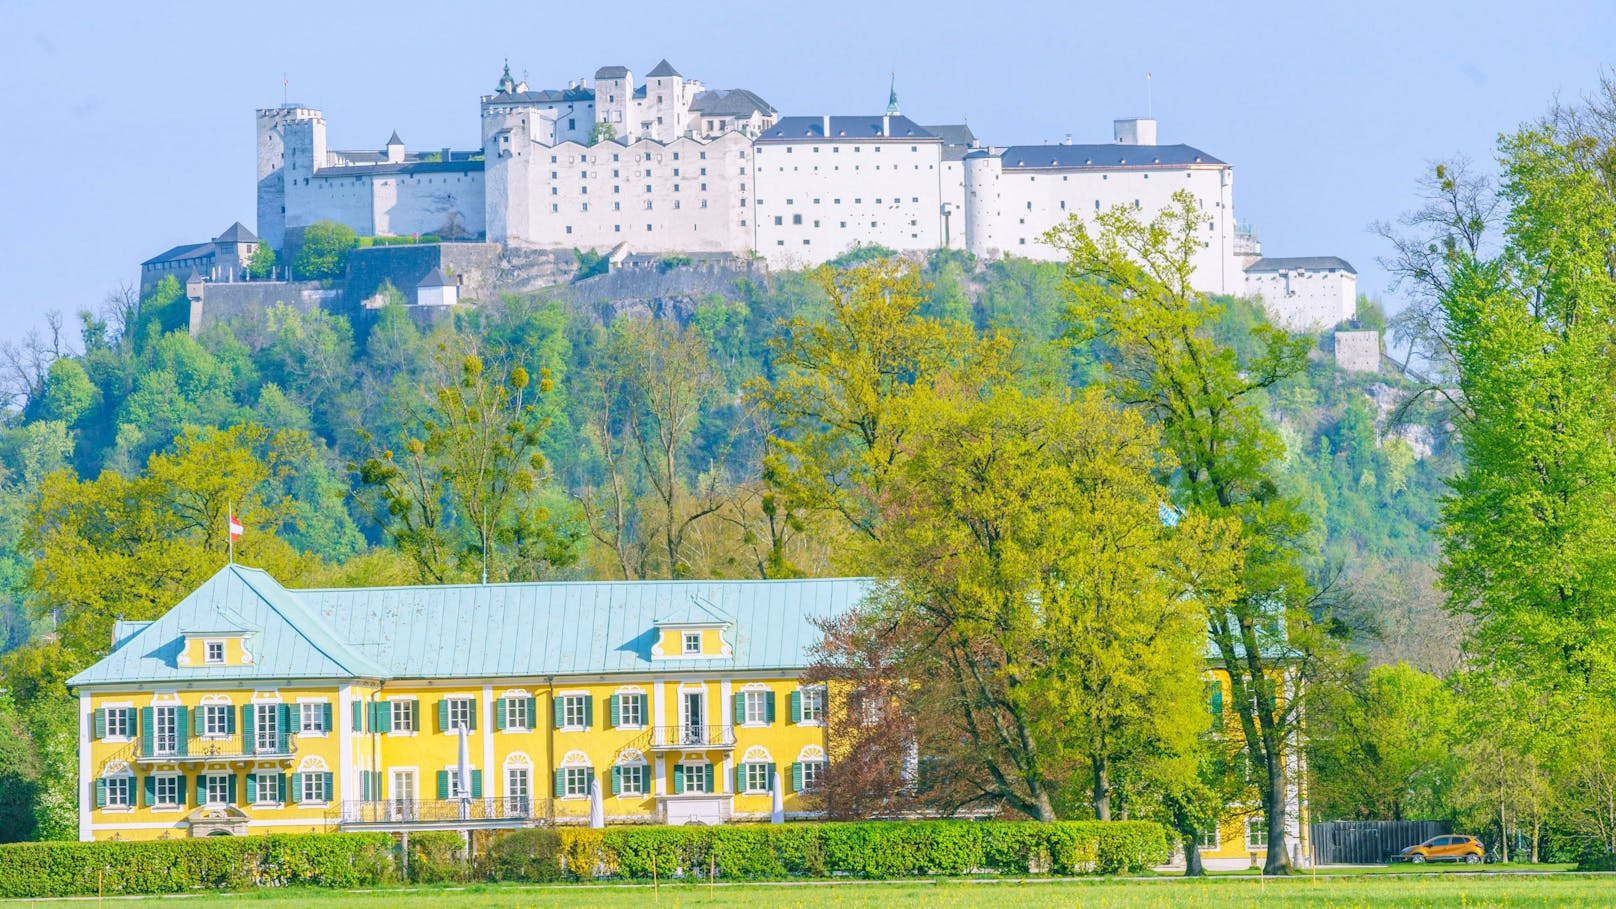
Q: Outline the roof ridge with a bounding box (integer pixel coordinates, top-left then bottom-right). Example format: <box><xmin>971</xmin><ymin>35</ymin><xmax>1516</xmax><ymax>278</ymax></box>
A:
<box><xmin>228</xmin><ymin>565</ymin><xmax>385</xmax><ymax>678</ymax></box>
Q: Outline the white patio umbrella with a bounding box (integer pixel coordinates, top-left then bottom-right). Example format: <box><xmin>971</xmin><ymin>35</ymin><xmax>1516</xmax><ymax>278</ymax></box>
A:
<box><xmin>590</xmin><ymin>777</ymin><xmax>606</xmax><ymax>828</ymax></box>
<box><xmin>770</xmin><ymin>771</ymin><xmax>785</xmax><ymax>824</ymax></box>
<box><xmin>457</xmin><ymin>725</ymin><xmax>472</xmax><ymax>821</ymax></box>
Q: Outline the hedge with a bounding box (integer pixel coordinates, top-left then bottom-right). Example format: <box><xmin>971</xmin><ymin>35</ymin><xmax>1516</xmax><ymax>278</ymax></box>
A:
<box><xmin>0</xmin><ymin>833</ymin><xmax>397</xmax><ymax>898</ymax></box>
<box><xmin>554</xmin><ymin>820</ymin><xmax>1169</xmax><ymax>880</ymax></box>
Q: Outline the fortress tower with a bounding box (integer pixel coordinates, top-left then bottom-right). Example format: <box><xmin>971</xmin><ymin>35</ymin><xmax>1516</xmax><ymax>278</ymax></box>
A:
<box><xmin>256</xmin><ymin>105</ymin><xmax>325</xmax><ymax>250</ymax></box>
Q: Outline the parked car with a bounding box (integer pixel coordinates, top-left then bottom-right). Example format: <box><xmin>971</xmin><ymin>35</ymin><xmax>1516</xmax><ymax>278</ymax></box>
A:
<box><xmin>1394</xmin><ymin>835</ymin><xmax>1485</xmax><ymax>864</ymax></box>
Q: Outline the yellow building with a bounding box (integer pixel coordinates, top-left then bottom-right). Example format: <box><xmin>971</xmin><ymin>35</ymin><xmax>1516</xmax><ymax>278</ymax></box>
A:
<box><xmin>1196</xmin><ymin>672</ymin><xmax>1310</xmax><ymax>870</ymax></box>
<box><xmin>70</xmin><ymin>566</ymin><xmax>850</xmax><ymax>840</ymax></box>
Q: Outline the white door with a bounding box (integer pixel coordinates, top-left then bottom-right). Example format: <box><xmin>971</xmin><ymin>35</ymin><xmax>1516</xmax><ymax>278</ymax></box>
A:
<box><xmin>681</xmin><ymin>691</ymin><xmax>704</xmax><ymax>745</ymax></box>
<box><xmin>255</xmin><ymin>704</ymin><xmax>279</xmax><ymax>754</ymax></box>
<box><xmin>390</xmin><ymin>769</ymin><xmax>416</xmax><ymax>821</ymax></box>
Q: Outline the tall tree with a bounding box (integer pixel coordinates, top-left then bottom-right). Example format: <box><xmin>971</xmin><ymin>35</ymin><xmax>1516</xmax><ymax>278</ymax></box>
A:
<box><xmin>1049</xmin><ymin>190</ymin><xmax>1315</xmax><ymax>873</ymax></box>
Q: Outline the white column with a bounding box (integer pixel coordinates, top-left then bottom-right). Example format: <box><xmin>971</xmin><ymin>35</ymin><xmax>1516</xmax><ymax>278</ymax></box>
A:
<box><xmin>77</xmin><ymin>692</ymin><xmax>92</xmax><ymax>841</ymax></box>
<box><xmin>483</xmin><ymin>685</ymin><xmax>495</xmax><ymax>804</ymax></box>
<box><xmin>338</xmin><ymin>684</ymin><xmax>354</xmax><ymax>803</ymax></box>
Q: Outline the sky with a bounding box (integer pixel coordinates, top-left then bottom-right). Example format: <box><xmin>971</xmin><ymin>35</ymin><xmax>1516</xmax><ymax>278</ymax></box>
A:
<box><xmin>1</xmin><ymin>0</ymin><xmax>1613</xmax><ymax>346</ymax></box>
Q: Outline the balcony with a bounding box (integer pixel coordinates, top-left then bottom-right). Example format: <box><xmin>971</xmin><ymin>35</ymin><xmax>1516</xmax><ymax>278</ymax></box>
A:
<box><xmin>330</xmin><ymin>798</ymin><xmax>549</xmax><ymax>829</ymax></box>
<box><xmin>643</xmin><ymin>724</ymin><xmax>736</xmax><ymax>752</ymax></box>
<box><xmin>111</xmin><ymin>732</ymin><xmax>298</xmax><ymax>765</ymax></box>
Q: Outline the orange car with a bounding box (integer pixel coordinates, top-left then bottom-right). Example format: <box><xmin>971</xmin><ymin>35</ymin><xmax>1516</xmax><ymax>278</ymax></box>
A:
<box><xmin>1395</xmin><ymin>835</ymin><xmax>1485</xmax><ymax>864</ymax></box>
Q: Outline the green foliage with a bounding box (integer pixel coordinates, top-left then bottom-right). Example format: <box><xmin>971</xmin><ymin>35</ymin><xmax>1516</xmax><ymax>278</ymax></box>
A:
<box><xmin>354</xmin><ymin>235</ymin><xmax>442</xmax><ymax>248</ymax></box>
<box><xmin>588</xmin><ymin>122</ymin><xmax>617</xmax><ymax>145</ymax></box>
<box><xmin>658</xmin><ymin>255</ymin><xmax>693</xmax><ymax>271</ymax></box>
<box><xmin>244</xmin><ymin>243</ymin><xmax>277</xmax><ymax>280</ymax></box>
<box><xmin>132</xmin><ymin>275</ymin><xmax>189</xmax><ymax>340</ymax></box>
<box><xmin>405</xmin><ymin>831</ymin><xmax>467</xmax><ymax>883</ymax></box>
<box><xmin>574</xmin><ymin>248</ymin><xmax>609</xmax><ymax>280</ymax></box>
<box><xmin>554</xmin><ymin>820</ymin><xmax>1167</xmax><ymax>879</ymax></box>
<box><xmin>484</xmin><ymin>828</ymin><xmax>563</xmax><ymax>882</ymax></box>
<box><xmin>292</xmin><ymin>221</ymin><xmax>358</xmax><ymax>280</ymax></box>
<box><xmin>824</xmin><ymin>244</ymin><xmax>898</xmax><ymax>269</ymax></box>
<box><xmin>0</xmin><ymin>833</ymin><xmax>397</xmax><ymax>897</ymax></box>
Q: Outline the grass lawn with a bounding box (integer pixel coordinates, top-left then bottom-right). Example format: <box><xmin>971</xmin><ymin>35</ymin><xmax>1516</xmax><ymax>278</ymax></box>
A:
<box><xmin>7</xmin><ymin>873</ymin><xmax>1610</xmax><ymax>909</ymax></box>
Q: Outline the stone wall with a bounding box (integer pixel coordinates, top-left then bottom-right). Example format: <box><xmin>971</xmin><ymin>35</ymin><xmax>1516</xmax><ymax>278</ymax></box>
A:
<box><xmin>346</xmin><ymin>242</ymin><xmax>580</xmax><ymax>306</ymax></box>
<box><xmin>548</xmin><ymin>254</ymin><xmax>764</xmax><ymax>322</ymax></box>
<box><xmin>188</xmin><ymin>280</ymin><xmax>340</xmax><ymax>336</ymax></box>
<box><xmin>1334</xmin><ymin>330</ymin><xmax>1381</xmax><ymax>374</ymax></box>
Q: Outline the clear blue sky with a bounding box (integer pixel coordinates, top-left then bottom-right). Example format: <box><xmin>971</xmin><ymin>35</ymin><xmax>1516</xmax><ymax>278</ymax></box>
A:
<box><xmin>1</xmin><ymin>0</ymin><xmax>1612</xmax><ymax>345</ymax></box>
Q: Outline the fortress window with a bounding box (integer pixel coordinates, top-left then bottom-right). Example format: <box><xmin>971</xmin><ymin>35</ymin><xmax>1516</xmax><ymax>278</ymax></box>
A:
<box><xmin>854</xmin><ymin>198</ymin><xmax>862</xmax><ymax>204</ymax></box>
<box><xmin>792</xmin><ymin>214</ymin><xmax>803</xmax><ymax>225</ymax></box>
<box><xmin>550</xmin><ymin>187</ymin><xmax>558</xmax><ymax>196</ymax></box>
<box><xmin>581</xmin><ymin>203</ymin><xmax>589</xmax><ymax>212</ymax></box>
<box><xmin>814</xmin><ymin>220</ymin><xmax>821</xmax><ymax>227</ymax></box>
<box><xmin>699</xmin><ymin>167</ymin><xmax>707</xmax><ymax>176</ymax></box>
<box><xmin>834</xmin><ymin>198</ymin><xmax>841</xmax><ymax>204</ymax></box>
<box><xmin>581</xmin><ymin>186</ymin><xmax>588</xmax><ymax>195</ymax></box>
<box><xmin>700</xmin><ymin>151</ymin><xmax>707</xmax><ymax>160</ymax></box>
<box><xmin>839</xmin><ymin>221</ymin><xmax>847</xmax><ymax>228</ymax></box>
<box><xmin>803</xmin><ymin>239</ymin><xmax>811</xmax><ymax>245</ymax></box>
<box><xmin>551</xmin><ymin>204</ymin><xmax>559</xmax><ymax>213</ymax></box>
<box><xmin>813</xmin><ymin>198</ymin><xmax>821</xmax><ymax>204</ymax></box>
<box><xmin>614</xmin><ymin>202</ymin><xmax>621</xmax><ymax>211</ymax></box>
<box><xmin>777</xmin><ymin>240</ymin><xmax>785</xmax><ymax>246</ymax></box>
<box><xmin>550</xmin><ymin>156</ymin><xmax>557</xmax><ymax>163</ymax></box>
<box><xmin>774</xmin><ymin>216</ymin><xmax>783</xmax><ymax>226</ymax></box>
<box><xmin>674</xmin><ymin>200</ymin><xmax>681</xmax><ymax>209</ymax></box>
<box><xmin>646</xmin><ymin>224</ymin><xmax>653</xmax><ymax>231</ymax></box>
<box><xmin>580</xmin><ymin>170</ymin><xmax>587</xmax><ymax>178</ymax></box>
<box><xmin>700</xmin><ymin>183</ymin><xmax>707</xmax><ymax>191</ymax></box>
<box><xmin>565</xmin><ymin>226</ymin><xmax>573</xmax><ymax>234</ymax></box>
<box><xmin>612</xmin><ymin>154</ymin><xmax>620</xmax><ymax>162</ymax></box>
<box><xmin>644</xmin><ymin>185</ymin><xmax>652</xmax><ymax>193</ymax></box>
<box><xmin>615</xmin><ymin>225</ymin><xmax>622</xmax><ymax>232</ymax></box>
<box><xmin>674</xmin><ymin>184</ymin><xmax>680</xmax><ymax>192</ymax></box>
<box><xmin>673</xmin><ymin>168</ymin><xmax>680</xmax><ymax>176</ymax></box>
<box><xmin>701</xmin><ymin>200</ymin><xmax>708</xmax><ymax>208</ymax></box>
<box><xmin>568</xmin><ymin>118</ymin><xmax>576</xmax><ymax>130</ymax></box>
<box><xmin>672</xmin><ymin>152</ymin><xmax>680</xmax><ymax>161</ymax></box>
<box><xmin>614</xmin><ymin>185</ymin><xmax>621</xmax><ymax>194</ymax></box>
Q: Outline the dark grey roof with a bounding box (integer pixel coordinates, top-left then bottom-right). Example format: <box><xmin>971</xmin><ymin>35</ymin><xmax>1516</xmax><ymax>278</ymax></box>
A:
<box><xmin>417</xmin><ymin>267</ymin><xmax>454</xmax><ymax>288</ymax></box>
<box><xmin>316</xmin><ymin>158</ymin><xmax>485</xmax><ymax>178</ymax></box>
<box><xmin>213</xmin><ymin>222</ymin><xmax>257</xmax><ymax>244</ymax></box>
<box><xmin>645</xmin><ymin>59</ymin><xmax>681</xmax><ymax>78</ymax></box>
<box><xmin>757</xmin><ymin>115</ymin><xmax>938</xmax><ymax>142</ymax></box>
<box><xmin>688</xmin><ymin>88</ymin><xmax>776</xmax><ymax>118</ymax></box>
<box><xmin>141</xmin><ymin>242</ymin><xmax>215</xmax><ymax>267</ymax></box>
<box><xmin>997</xmin><ymin>143</ymin><xmax>1225</xmax><ymax>169</ymax></box>
<box><xmin>486</xmin><ymin>86</ymin><xmax>594</xmax><ymax>105</ymax></box>
<box><xmin>596</xmin><ymin>65</ymin><xmax>630</xmax><ymax>80</ymax></box>
<box><xmin>1246</xmin><ymin>256</ymin><xmax>1357</xmax><ymax>275</ymax></box>
<box><xmin>925</xmin><ymin>124</ymin><xmax>977</xmax><ymax>161</ymax></box>
<box><xmin>387</xmin><ymin>130</ymin><xmax>403</xmax><ymax>146</ymax></box>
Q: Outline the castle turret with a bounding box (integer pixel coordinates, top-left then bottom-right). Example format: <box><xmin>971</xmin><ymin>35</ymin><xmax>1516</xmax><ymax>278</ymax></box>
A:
<box><xmin>962</xmin><ymin>149</ymin><xmax>1002</xmax><ymax>259</ymax></box>
<box><xmin>256</xmin><ymin>105</ymin><xmax>324</xmax><ymax>250</ymax></box>
<box><xmin>1114</xmin><ymin>117</ymin><xmax>1157</xmax><ymax>145</ymax></box>
<box><xmin>385</xmin><ymin>130</ymin><xmax>405</xmax><ymax>164</ymax></box>
<box><xmin>594</xmin><ymin>65</ymin><xmax>633</xmax><ymax>141</ymax></box>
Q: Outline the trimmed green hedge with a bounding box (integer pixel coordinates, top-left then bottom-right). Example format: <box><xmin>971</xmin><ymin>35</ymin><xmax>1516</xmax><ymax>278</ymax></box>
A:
<box><xmin>0</xmin><ymin>833</ymin><xmax>397</xmax><ymax>898</ymax></box>
<box><xmin>555</xmin><ymin>820</ymin><xmax>1168</xmax><ymax>880</ymax></box>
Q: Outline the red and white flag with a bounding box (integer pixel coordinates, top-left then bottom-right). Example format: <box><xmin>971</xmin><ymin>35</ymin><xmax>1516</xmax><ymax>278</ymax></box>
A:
<box><xmin>228</xmin><ymin>511</ymin><xmax>244</xmax><ymax>542</ymax></box>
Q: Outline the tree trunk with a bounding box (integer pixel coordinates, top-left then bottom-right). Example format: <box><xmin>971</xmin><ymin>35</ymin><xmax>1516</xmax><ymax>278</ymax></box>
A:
<box><xmin>1262</xmin><ymin>766</ymin><xmax>1292</xmax><ymax>876</ymax></box>
<box><xmin>1091</xmin><ymin>753</ymin><xmax>1111</xmax><ymax>821</ymax></box>
<box><xmin>1183</xmin><ymin>835</ymin><xmax>1205</xmax><ymax>877</ymax></box>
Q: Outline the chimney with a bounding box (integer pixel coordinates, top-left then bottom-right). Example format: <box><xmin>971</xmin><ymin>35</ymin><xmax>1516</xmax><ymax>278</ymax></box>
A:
<box><xmin>822</xmin><ymin>114</ymin><xmax>830</xmax><ymax>137</ymax></box>
<box><xmin>882</xmin><ymin>114</ymin><xmax>890</xmax><ymax>137</ymax></box>
<box><xmin>1063</xmin><ymin>133</ymin><xmax>1072</xmax><ymax>145</ymax></box>
<box><xmin>442</xmin><ymin>147</ymin><xmax>451</xmax><ymax>161</ymax></box>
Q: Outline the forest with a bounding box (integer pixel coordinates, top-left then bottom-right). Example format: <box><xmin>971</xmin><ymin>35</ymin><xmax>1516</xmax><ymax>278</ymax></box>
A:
<box><xmin>8</xmin><ymin>81</ymin><xmax>1613</xmax><ymax>876</ymax></box>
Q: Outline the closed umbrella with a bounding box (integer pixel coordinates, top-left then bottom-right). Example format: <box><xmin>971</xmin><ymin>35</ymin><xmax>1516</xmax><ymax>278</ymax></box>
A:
<box><xmin>590</xmin><ymin>778</ymin><xmax>606</xmax><ymax>828</ymax></box>
<box><xmin>771</xmin><ymin>771</ymin><xmax>784</xmax><ymax>824</ymax></box>
<box><xmin>457</xmin><ymin>725</ymin><xmax>472</xmax><ymax>821</ymax></box>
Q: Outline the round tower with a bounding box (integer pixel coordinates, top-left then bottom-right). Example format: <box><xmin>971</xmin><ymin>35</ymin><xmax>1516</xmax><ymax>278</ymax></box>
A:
<box><xmin>962</xmin><ymin>149</ymin><xmax>1002</xmax><ymax>259</ymax></box>
<box><xmin>256</xmin><ymin>105</ymin><xmax>323</xmax><ymax>251</ymax></box>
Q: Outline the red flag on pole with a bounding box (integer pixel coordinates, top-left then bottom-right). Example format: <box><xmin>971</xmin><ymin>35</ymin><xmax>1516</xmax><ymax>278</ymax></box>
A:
<box><xmin>229</xmin><ymin>511</ymin><xmax>244</xmax><ymax>542</ymax></box>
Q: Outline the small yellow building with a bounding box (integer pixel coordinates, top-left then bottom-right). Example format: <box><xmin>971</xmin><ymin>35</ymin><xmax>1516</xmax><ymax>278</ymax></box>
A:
<box><xmin>70</xmin><ymin>566</ymin><xmax>849</xmax><ymax>840</ymax></box>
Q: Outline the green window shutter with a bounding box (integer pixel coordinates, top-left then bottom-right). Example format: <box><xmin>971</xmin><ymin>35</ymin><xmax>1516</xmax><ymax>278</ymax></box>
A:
<box><xmin>553</xmin><ymin>769</ymin><xmax>566</xmax><ymax>798</ymax></box>
<box><xmin>194</xmin><ymin>775</ymin><xmax>205</xmax><ymax>807</ymax></box>
<box><xmin>140</xmin><ymin>708</ymin><xmax>154</xmax><ymax>757</ymax></box>
<box><xmin>191</xmin><ymin>707</ymin><xmax>203</xmax><ymax>736</ymax></box>
<box><xmin>437</xmin><ymin>699</ymin><xmax>449</xmax><ymax>732</ymax></box>
<box><xmin>353</xmin><ymin>701</ymin><xmax>363</xmax><ymax>732</ymax></box>
<box><xmin>611</xmin><ymin>765</ymin><xmax>622</xmax><ymax>796</ymax></box>
<box><xmin>94</xmin><ymin>779</ymin><xmax>107</xmax><ymax>808</ymax></box>
<box><xmin>241</xmin><ymin>705</ymin><xmax>255</xmax><ymax>745</ymax></box>
<box><xmin>281</xmin><ymin>774</ymin><xmax>291</xmax><ymax>804</ymax></box>
<box><xmin>704</xmin><ymin>766</ymin><xmax>715</xmax><ymax>793</ymax></box>
<box><xmin>1208</xmin><ymin>682</ymin><xmax>1224</xmax><ymax>729</ymax></box>
<box><xmin>226</xmin><ymin>707</ymin><xmax>237</xmax><ymax>735</ymax></box>
<box><xmin>322</xmin><ymin>703</ymin><xmax>333</xmax><ymax>732</ymax></box>
<box><xmin>467</xmin><ymin>700</ymin><xmax>477</xmax><ymax>732</ymax></box>
<box><xmin>321</xmin><ymin>772</ymin><xmax>334</xmax><ymax>801</ymax></box>
<box><xmin>766</xmin><ymin>692</ymin><xmax>777</xmax><ymax>724</ymax></box>
<box><xmin>791</xmin><ymin>762</ymin><xmax>803</xmax><ymax>791</ymax></box>
<box><xmin>789</xmin><ymin>690</ymin><xmax>802</xmax><ymax>724</ymax></box>
<box><xmin>495</xmin><ymin>698</ymin><xmax>507</xmax><ymax>731</ymax></box>
<box><xmin>766</xmin><ymin>764</ymin><xmax>776</xmax><ymax>791</ymax></box>
<box><xmin>277</xmin><ymin>704</ymin><xmax>292</xmax><ymax>746</ymax></box>
<box><xmin>436</xmin><ymin>770</ymin><xmax>449</xmax><ymax>799</ymax></box>
<box><xmin>227</xmin><ymin>774</ymin><xmax>238</xmax><ymax>805</ymax></box>
<box><xmin>93</xmin><ymin>708</ymin><xmax>106</xmax><ymax>740</ymax></box>
<box><xmin>525</xmin><ymin>697</ymin><xmax>537</xmax><ymax>728</ymax></box>
<box><xmin>583</xmin><ymin>695</ymin><xmax>594</xmax><ymax>728</ymax></box>
<box><xmin>608</xmin><ymin>694</ymin><xmax>620</xmax><ymax>728</ymax></box>
<box><xmin>378</xmin><ymin>702</ymin><xmax>393</xmax><ymax>733</ymax></box>
<box><xmin>359</xmin><ymin>772</ymin><xmax>369</xmax><ymax>801</ymax></box>
<box><xmin>246</xmin><ymin>773</ymin><xmax>258</xmax><ymax>804</ymax></box>
<box><xmin>471</xmin><ymin>770</ymin><xmax>483</xmax><ymax>799</ymax></box>
<box><xmin>288</xmin><ymin>773</ymin><xmax>301</xmax><ymax>803</ymax></box>
<box><xmin>143</xmin><ymin>775</ymin><xmax>156</xmax><ymax>807</ymax></box>
<box><xmin>733</xmin><ymin>692</ymin><xmax>746</xmax><ymax>723</ymax></box>
<box><xmin>175</xmin><ymin>708</ymin><xmax>189</xmax><ymax>756</ymax></box>
<box><xmin>672</xmin><ymin>764</ymin><xmax>684</xmax><ymax>793</ymax></box>
<box><xmin>552</xmin><ymin>697</ymin><xmax>564</xmax><ymax>729</ymax></box>
<box><xmin>735</xmin><ymin>764</ymin><xmax>745</xmax><ymax>793</ymax></box>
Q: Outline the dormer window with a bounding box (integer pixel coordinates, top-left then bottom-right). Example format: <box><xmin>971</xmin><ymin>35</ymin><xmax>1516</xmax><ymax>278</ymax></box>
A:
<box><xmin>204</xmin><ymin>641</ymin><xmax>225</xmax><ymax>664</ymax></box>
<box><xmin>683</xmin><ymin>632</ymin><xmax>702</xmax><ymax>655</ymax></box>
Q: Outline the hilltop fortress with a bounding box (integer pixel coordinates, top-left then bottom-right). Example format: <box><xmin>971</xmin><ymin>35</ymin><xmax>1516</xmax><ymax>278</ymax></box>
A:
<box><xmin>150</xmin><ymin>59</ymin><xmax>1358</xmax><ymax>332</ymax></box>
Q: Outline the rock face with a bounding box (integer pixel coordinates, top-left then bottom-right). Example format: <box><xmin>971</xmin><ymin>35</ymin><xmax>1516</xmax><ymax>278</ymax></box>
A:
<box><xmin>344</xmin><ymin>243</ymin><xmax>579</xmax><ymax>306</ymax></box>
<box><xmin>547</xmin><ymin>253</ymin><xmax>765</xmax><ymax>323</ymax></box>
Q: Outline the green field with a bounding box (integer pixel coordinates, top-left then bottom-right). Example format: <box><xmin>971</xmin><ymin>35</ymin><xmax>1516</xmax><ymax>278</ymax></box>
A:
<box><xmin>8</xmin><ymin>874</ymin><xmax>1610</xmax><ymax>908</ymax></box>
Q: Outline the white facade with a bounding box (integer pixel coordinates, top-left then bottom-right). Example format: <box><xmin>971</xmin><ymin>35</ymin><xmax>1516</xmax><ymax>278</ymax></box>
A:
<box><xmin>753</xmin><ymin>115</ymin><xmax>943</xmax><ymax>267</ymax></box>
<box><xmin>1245</xmin><ymin>257</ymin><xmax>1358</xmax><ymax>330</ymax></box>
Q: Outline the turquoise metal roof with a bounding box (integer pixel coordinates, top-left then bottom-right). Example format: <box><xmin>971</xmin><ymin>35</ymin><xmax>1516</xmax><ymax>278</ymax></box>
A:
<box><xmin>68</xmin><ymin>566</ymin><xmax>873</xmax><ymax>688</ymax></box>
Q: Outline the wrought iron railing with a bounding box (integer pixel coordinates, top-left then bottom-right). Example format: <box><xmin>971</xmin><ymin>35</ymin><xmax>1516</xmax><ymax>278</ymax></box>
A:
<box><xmin>330</xmin><ymin>798</ymin><xmax>550</xmax><ymax>825</ymax></box>
<box><xmin>108</xmin><ymin>732</ymin><xmax>298</xmax><ymax>765</ymax></box>
<box><xmin>643</xmin><ymin>724</ymin><xmax>736</xmax><ymax>750</ymax></box>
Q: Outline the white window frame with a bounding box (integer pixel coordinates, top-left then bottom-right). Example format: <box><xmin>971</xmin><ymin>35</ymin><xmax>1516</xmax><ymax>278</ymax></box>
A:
<box><xmin>744</xmin><ymin>762</ymin><xmax>771</xmax><ymax>793</ymax></box>
<box><xmin>104</xmin><ymin>706</ymin><xmax>132</xmax><ymax>740</ymax></box>
<box><xmin>800</xmin><ymin>760</ymin><xmax>825</xmax><ymax>791</ymax></box>
<box><xmin>204</xmin><ymin>640</ymin><xmax>225</xmax><ymax>664</ymax></box>
<box><xmin>154</xmin><ymin>705</ymin><xmax>180</xmax><ymax>757</ymax></box>
<box><xmin>446</xmin><ymin>697</ymin><xmax>474</xmax><ymax>732</ymax></box>
<box><xmin>153</xmin><ymin>774</ymin><xmax>181</xmax><ymax>808</ymax></box>
<box><xmin>104</xmin><ymin>774</ymin><xmax>133</xmax><ymax>808</ymax></box>
<box><xmin>204</xmin><ymin>773</ymin><xmax>231</xmax><ymax>806</ymax></box>
<box><xmin>617</xmin><ymin>693</ymin><xmax>645</xmax><ymax>729</ymax></box>
<box><xmin>741</xmin><ymin>690</ymin><xmax>767</xmax><ymax>726</ymax></box>
<box><xmin>301</xmin><ymin>771</ymin><xmax>329</xmax><ymax>804</ymax></box>
<box><xmin>617</xmin><ymin>763</ymin><xmax>646</xmax><ymax>796</ymax></box>
<box><xmin>1245</xmin><ymin>817</ymin><xmax>1269</xmax><ymax>850</ymax></box>
<box><xmin>505</xmin><ymin>697</ymin><xmax>529</xmax><ymax>731</ymax></box>
<box><xmin>1199</xmin><ymin>826</ymin><xmax>1220</xmax><ymax>850</ymax></box>
<box><xmin>255</xmin><ymin>771</ymin><xmax>283</xmax><ymax>805</ymax></box>
<box><xmin>682</xmin><ymin>631</ymin><xmax>702</xmax><ymax>655</ymax></box>
<box><xmin>202</xmin><ymin>704</ymin><xmax>230</xmax><ymax>737</ymax></box>
<box><xmin>561</xmin><ymin>695</ymin><xmax>588</xmax><ymax>729</ymax></box>
<box><xmin>563</xmin><ymin>766</ymin><xmax>591</xmax><ymax>798</ymax></box>
<box><xmin>799</xmin><ymin>687</ymin><xmax>826</xmax><ymax>724</ymax></box>
<box><xmin>681</xmin><ymin>762</ymin><xmax>709</xmax><ymax>794</ymax></box>
<box><xmin>299</xmin><ymin>702</ymin><xmax>326</xmax><ymax>735</ymax></box>
<box><xmin>391</xmin><ymin>699</ymin><xmax>417</xmax><ymax>733</ymax></box>
<box><xmin>506</xmin><ymin>766</ymin><xmax>531</xmax><ymax>812</ymax></box>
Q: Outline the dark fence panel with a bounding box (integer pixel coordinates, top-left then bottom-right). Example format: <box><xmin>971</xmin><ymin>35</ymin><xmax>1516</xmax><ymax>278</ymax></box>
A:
<box><xmin>1310</xmin><ymin>820</ymin><xmax>1449</xmax><ymax>864</ymax></box>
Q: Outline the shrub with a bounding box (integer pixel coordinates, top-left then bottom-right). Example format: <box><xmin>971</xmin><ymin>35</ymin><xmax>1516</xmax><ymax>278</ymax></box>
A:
<box><xmin>292</xmin><ymin>220</ymin><xmax>358</xmax><ymax>279</ymax></box>
<box><xmin>405</xmin><ymin>830</ymin><xmax>467</xmax><ymax>883</ymax></box>
<box><xmin>0</xmin><ymin>834</ymin><xmax>397</xmax><ymax>899</ymax></box>
<box><xmin>485</xmin><ymin>828</ymin><xmax>562</xmax><ymax>882</ymax></box>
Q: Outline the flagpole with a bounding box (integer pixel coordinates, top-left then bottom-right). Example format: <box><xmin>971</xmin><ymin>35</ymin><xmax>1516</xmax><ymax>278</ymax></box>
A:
<box><xmin>228</xmin><ymin>503</ymin><xmax>235</xmax><ymax>565</ymax></box>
